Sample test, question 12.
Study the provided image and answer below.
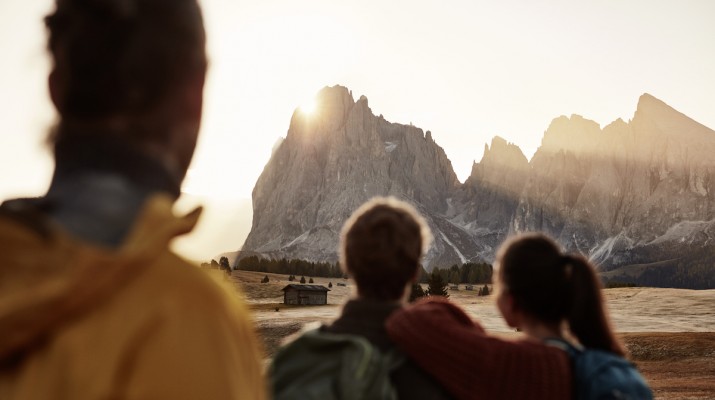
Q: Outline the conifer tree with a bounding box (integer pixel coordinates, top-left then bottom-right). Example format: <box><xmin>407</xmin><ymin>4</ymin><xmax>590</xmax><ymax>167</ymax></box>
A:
<box><xmin>300</xmin><ymin>276</ymin><xmax>306</xmax><ymax>284</ymax></box>
<box><xmin>449</xmin><ymin>271</ymin><xmax>461</xmax><ymax>285</ymax></box>
<box><xmin>468</xmin><ymin>269</ymin><xmax>478</xmax><ymax>284</ymax></box>
<box><xmin>426</xmin><ymin>271</ymin><xmax>449</xmax><ymax>298</ymax></box>
<box><xmin>409</xmin><ymin>283</ymin><xmax>426</xmax><ymax>302</ymax></box>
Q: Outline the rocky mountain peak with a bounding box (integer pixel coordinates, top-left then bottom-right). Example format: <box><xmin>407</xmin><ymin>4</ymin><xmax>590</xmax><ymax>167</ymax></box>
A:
<box><xmin>241</xmin><ymin>89</ymin><xmax>715</xmax><ymax>288</ymax></box>
<box><xmin>538</xmin><ymin>114</ymin><xmax>602</xmax><ymax>157</ymax></box>
<box><xmin>243</xmin><ymin>85</ymin><xmax>463</xmax><ymax>267</ymax></box>
<box><xmin>287</xmin><ymin>85</ymin><xmax>356</xmax><ymax>142</ymax></box>
<box><xmin>633</xmin><ymin>93</ymin><xmax>683</xmax><ymax>133</ymax></box>
<box><xmin>480</xmin><ymin>136</ymin><xmax>528</xmax><ymax>171</ymax></box>
<box><xmin>628</xmin><ymin>93</ymin><xmax>715</xmax><ymax>175</ymax></box>
<box><xmin>636</xmin><ymin>93</ymin><xmax>671</xmax><ymax>116</ymax></box>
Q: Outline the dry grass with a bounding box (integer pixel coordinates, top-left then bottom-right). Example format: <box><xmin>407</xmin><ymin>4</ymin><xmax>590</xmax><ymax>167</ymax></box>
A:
<box><xmin>231</xmin><ymin>270</ymin><xmax>351</xmax><ymax>356</ymax></box>
<box><xmin>233</xmin><ymin>270</ymin><xmax>715</xmax><ymax>399</ymax></box>
<box><xmin>622</xmin><ymin>333</ymin><xmax>715</xmax><ymax>399</ymax></box>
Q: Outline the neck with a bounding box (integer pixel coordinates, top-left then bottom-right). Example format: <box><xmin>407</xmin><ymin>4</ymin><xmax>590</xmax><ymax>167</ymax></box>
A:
<box><xmin>44</xmin><ymin>133</ymin><xmax>183</xmax><ymax>247</ymax></box>
<box><xmin>353</xmin><ymin>294</ymin><xmax>406</xmax><ymax>306</ymax></box>
<box><xmin>520</xmin><ymin>319</ymin><xmax>564</xmax><ymax>341</ymax></box>
<box><xmin>52</xmin><ymin>133</ymin><xmax>182</xmax><ymax>198</ymax></box>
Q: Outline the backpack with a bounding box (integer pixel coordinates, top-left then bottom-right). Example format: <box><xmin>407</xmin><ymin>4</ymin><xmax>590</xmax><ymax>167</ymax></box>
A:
<box><xmin>269</xmin><ymin>328</ymin><xmax>405</xmax><ymax>400</ymax></box>
<box><xmin>546</xmin><ymin>339</ymin><xmax>653</xmax><ymax>400</ymax></box>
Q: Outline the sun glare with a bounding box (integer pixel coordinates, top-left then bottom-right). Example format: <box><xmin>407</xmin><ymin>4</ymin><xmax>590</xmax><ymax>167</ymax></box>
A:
<box><xmin>299</xmin><ymin>98</ymin><xmax>317</xmax><ymax>116</ymax></box>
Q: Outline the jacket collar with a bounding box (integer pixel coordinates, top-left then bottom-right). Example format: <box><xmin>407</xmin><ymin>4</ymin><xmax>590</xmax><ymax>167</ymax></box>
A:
<box><xmin>0</xmin><ymin>195</ymin><xmax>201</xmax><ymax>362</ymax></box>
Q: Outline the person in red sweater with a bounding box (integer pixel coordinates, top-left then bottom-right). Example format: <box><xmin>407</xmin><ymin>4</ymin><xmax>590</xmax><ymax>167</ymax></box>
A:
<box><xmin>386</xmin><ymin>235</ymin><xmax>576</xmax><ymax>400</ymax></box>
<box><xmin>386</xmin><ymin>297</ymin><xmax>572</xmax><ymax>400</ymax></box>
<box><xmin>387</xmin><ymin>233</ymin><xmax>651</xmax><ymax>400</ymax></box>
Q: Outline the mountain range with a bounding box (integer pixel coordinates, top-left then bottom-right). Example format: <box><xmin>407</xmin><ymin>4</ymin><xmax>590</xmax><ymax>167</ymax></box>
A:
<box><xmin>238</xmin><ymin>85</ymin><xmax>715</xmax><ymax>288</ymax></box>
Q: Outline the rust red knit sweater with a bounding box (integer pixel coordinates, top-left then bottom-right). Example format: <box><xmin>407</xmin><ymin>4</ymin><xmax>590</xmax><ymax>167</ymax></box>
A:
<box><xmin>386</xmin><ymin>297</ymin><xmax>572</xmax><ymax>400</ymax></box>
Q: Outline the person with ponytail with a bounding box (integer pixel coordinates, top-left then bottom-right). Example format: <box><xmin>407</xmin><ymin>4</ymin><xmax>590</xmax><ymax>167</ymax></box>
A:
<box><xmin>386</xmin><ymin>232</ymin><xmax>653</xmax><ymax>399</ymax></box>
<box><xmin>386</xmin><ymin>242</ymin><xmax>574</xmax><ymax>399</ymax></box>
<box><xmin>495</xmin><ymin>233</ymin><xmax>652</xmax><ymax>399</ymax></box>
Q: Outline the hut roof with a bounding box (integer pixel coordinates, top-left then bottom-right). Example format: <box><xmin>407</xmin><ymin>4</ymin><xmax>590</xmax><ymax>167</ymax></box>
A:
<box><xmin>281</xmin><ymin>284</ymin><xmax>331</xmax><ymax>292</ymax></box>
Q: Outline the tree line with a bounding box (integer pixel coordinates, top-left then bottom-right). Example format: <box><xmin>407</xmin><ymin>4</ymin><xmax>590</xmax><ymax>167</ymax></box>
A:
<box><xmin>236</xmin><ymin>256</ymin><xmax>345</xmax><ymax>278</ymax></box>
<box><xmin>200</xmin><ymin>257</ymin><xmax>232</xmax><ymax>274</ymax></box>
<box><xmin>233</xmin><ymin>256</ymin><xmax>493</xmax><ymax>284</ymax></box>
<box><xmin>410</xmin><ymin>270</ymin><xmax>492</xmax><ymax>302</ymax></box>
<box><xmin>427</xmin><ymin>262</ymin><xmax>493</xmax><ymax>284</ymax></box>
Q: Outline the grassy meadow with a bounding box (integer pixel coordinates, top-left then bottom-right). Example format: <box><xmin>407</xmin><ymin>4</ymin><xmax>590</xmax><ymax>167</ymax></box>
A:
<box><xmin>230</xmin><ymin>270</ymin><xmax>715</xmax><ymax>399</ymax></box>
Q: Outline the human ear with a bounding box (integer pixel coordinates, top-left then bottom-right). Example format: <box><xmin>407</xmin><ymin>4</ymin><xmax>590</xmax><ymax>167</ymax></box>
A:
<box><xmin>497</xmin><ymin>291</ymin><xmax>521</xmax><ymax>328</ymax></box>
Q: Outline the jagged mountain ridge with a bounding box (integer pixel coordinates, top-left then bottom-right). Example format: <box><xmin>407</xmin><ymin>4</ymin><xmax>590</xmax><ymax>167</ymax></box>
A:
<box><xmin>241</xmin><ymin>86</ymin><xmax>715</xmax><ymax>288</ymax></box>
<box><xmin>243</xmin><ymin>86</ymin><xmax>475</xmax><ymax>267</ymax></box>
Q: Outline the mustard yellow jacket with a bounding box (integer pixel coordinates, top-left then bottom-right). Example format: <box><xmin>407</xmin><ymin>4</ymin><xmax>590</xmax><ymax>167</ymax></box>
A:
<box><xmin>0</xmin><ymin>196</ymin><xmax>266</xmax><ymax>399</ymax></box>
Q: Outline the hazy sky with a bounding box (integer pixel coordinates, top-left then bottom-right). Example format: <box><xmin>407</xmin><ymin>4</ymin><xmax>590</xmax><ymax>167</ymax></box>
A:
<box><xmin>1</xmin><ymin>0</ymin><xmax>714</xmax><ymax>259</ymax></box>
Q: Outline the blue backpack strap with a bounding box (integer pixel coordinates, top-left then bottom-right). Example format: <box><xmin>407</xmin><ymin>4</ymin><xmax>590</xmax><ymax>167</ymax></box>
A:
<box><xmin>544</xmin><ymin>337</ymin><xmax>583</xmax><ymax>356</ymax></box>
<box><xmin>545</xmin><ymin>338</ymin><xmax>653</xmax><ymax>400</ymax></box>
<box><xmin>575</xmin><ymin>350</ymin><xmax>653</xmax><ymax>400</ymax></box>
<box><xmin>544</xmin><ymin>338</ymin><xmax>581</xmax><ymax>398</ymax></box>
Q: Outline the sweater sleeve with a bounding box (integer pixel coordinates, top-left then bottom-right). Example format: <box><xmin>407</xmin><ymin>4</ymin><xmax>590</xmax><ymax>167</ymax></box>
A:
<box><xmin>386</xmin><ymin>297</ymin><xmax>571</xmax><ymax>400</ymax></box>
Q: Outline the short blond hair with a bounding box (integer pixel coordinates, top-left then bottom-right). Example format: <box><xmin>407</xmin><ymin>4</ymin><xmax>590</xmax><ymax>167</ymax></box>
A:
<box><xmin>340</xmin><ymin>197</ymin><xmax>432</xmax><ymax>300</ymax></box>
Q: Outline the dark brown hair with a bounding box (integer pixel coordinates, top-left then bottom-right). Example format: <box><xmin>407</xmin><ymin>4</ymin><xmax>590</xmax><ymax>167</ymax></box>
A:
<box><xmin>497</xmin><ymin>233</ymin><xmax>626</xmax><ymax>356</ymax></box>
<box><xmin>45</xmin><ymin>0</ymin><xmax>206</xmax><ymax>148</ymax></box>
<box><xmin>340</xmin><ymin>197</ymin><xmax>431</xmax><ymax>301</ymax></box>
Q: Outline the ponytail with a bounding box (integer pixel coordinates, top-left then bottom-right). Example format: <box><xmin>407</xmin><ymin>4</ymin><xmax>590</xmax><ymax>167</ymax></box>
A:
<box><xmin>497</xmin><ymin>234</ymin><xmax>626</xmax><ymax>357</ymax></box>
<box><xmin>565</xmin><ymin>255</ymin><xmax>626</xmax><ymax>356</ymax></box>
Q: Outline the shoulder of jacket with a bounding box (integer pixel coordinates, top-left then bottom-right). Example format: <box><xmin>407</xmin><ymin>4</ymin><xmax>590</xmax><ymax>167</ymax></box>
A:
<box><xmin>125</xmin><ymin>252</ymin><xmax>245</xmax><ymax>317</ymax></box>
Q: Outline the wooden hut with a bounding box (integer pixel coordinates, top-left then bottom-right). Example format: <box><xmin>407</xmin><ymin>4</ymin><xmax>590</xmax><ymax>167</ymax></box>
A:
<box><xmin>281</xmin><ymin>284</ymin><xmax>330</xmax><ymax>305</ymax></box>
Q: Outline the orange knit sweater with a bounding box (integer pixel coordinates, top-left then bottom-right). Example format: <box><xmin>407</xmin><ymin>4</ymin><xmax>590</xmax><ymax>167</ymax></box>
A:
<box><xmin>386</xmin><ymin>297</ymin><xmax>572</xmax><ymax>400</ymax></box>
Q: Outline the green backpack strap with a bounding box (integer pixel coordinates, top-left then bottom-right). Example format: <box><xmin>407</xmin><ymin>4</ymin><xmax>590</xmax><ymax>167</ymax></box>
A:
<box><xmin>270</xmin><ymin>328</ymin><xmax>405</xmax><ymax>400</ymax></box>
